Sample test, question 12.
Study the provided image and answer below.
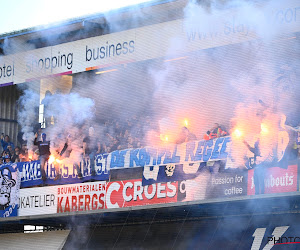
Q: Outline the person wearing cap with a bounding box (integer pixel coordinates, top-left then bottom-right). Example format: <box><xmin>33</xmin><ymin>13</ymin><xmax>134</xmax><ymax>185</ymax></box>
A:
<box><xmin>3</xmin><ymin>154</ymin><xmax>11</xmax><ymax>164</ymax></box>
<box><xmin>34</xmin><ymin>132</ymin><xmax>51</xmax><ymax>181</ymax></box>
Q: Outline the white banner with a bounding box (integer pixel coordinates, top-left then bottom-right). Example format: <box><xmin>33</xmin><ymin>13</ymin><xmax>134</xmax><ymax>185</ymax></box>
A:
<box><xmin>19</xmin><ymin>181</ymin><xmax>106</xmax><ymax>216</ymax></box>
<box><xmin>19</xmin><ymin>186</ymin><xmax>56</xmax><ymax>216</ymax></box>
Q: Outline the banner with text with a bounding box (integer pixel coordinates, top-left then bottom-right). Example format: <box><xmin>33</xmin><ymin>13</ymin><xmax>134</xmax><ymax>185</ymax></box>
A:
<box><xmin>19</xmin><ymin>181</ymin><xmax>106</xmax><ymax>216</ymax></box>
<box><xmin>247</xmin><ymin>165</ymin><xmax>298</xmax><ymax>195</ymax></box>
<box><xmin>0</xmin><ymin>163</ymin><xmax>21</xmax><ymax>218</ymax></box>
<box><xmin>105</xmin><ymin>179</ymin><xmax>178</xmax><ymax>209</ymax></box>
<box><xmin>20</xmin><ymin>156</ymin><xmax>109</xmax><ymax>188</ymax></box>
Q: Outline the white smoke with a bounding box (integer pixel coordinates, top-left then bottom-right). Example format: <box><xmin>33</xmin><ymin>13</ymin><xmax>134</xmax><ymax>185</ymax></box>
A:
<box><xmin>14</xmin><ymin>0</ymin><xmax>300</xmax><ymax>167</ymax></box>
<box><xmin>17</xmin><ymin>88</ymin><xmax>40</xmax><ymax>152</ymax></box>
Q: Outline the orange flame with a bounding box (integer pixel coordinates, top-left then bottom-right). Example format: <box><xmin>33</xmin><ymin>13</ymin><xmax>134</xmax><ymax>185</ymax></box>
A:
<box><xmin>260</xmin><ymin>123</ymin><xmax>269</xmax><ymax>135</ymax></box>
<box><xmin>48</xmin><ymin>155</ymin><xmax>55</xmax><ymax>164</ymax></box>
<box><xmin>184</xmin><ymin>119</ymin><xmax>189</xmax><ymax>127</ymax></box>
<box><xmin>48</xmin><ymin>155</ymin><xmax>62</xmax><ymax>164</ymax></box>
<box><xmin>233</xmin><ymin>128</ymin><xmax>243</xmax><ymax>139</ymax></box>
<box><xmin>160</xmin><ymin>134</ymin><xmax>169</xmax><ymax>143</ymax></box>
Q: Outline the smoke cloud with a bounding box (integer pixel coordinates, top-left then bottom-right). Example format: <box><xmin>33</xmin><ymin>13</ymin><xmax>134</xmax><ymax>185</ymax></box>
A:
<box><xmin>14</xmin><ymin>0</ymin><xmax>300</xmax><ymax>169</ymax></box>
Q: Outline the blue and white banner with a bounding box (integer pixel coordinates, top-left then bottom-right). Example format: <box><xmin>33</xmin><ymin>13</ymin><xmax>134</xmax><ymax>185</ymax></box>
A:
<box><xmin>141</xmin><ymin>132</ymin><xmax>293</xmax><ymax>185</ymax></box>
<box><xmin>108</xmin><ymin>137</ymin><xmax>231</xmax><ymax>169</ymax></box>
<box><xmin>20</xmin><ymin>154</ymin><xmax>109</xmax><ymax>188</ymax></box>
<box><xmin>0</xmin><ymin>163</ymin><xmax>20</xmax><ymax>217</ymax></box>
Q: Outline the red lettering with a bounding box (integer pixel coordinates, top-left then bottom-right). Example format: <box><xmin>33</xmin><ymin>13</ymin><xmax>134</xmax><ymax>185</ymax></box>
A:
<box><xmin>87</xmin><ymin>185</ymin><xmax>90</xmax><ymax>192</ymax></box>
<box><xmin>98</xmin><ymin>193</ymin><xmax>105</xmax><ymax>209</ymax></box>
<box><xmin>92</xmin><ymin>194</ymin><xmax>98</xmax><ymax>210</ymax></box>
<box><xmin>58</xmin><ymin>188</ymin><xmax>60</xmax><ymax>195</ymax></box>
<box><xmin>65</xmin><ymin>197</ymin><xmax>70</xmax><ymax>212</ymax></box>
<box><xmin>72</xmin><ymin>196</ymin><xmax>77</xmax><ymax>211</ymax></box>
<box><xmin>78</xmin><ymin>195</ymin><xmax>84</xmax><ymax>211</ymax></box>
<box><xmin>57</xmin><ymin>197</ymin><xmax>63</xmax><ymax>213</ymax></box>
<box><xmin>85</xmin><ymin>195</ymin><xmax>91</xmax><ymax>210</ymax></box>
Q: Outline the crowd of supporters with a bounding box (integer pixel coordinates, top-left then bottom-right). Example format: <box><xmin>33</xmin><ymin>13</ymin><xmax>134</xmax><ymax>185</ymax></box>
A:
<box><xmin>1</xmin><ymin>119</ymin><xmax>299</xmax><ymax>166</ymax></box>
<box><xmin>0</xmin><ymin>134</ymin><xmax>31</xmax><ymax>165</ymax></box>
<box><xmin>100</xmin><ymin>116</ymin><xmax>148</xmax><ymax>152</ymax></box>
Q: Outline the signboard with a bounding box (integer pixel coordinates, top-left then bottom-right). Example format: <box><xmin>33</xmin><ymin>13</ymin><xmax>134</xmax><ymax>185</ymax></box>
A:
<box><xmin>105</xmin><ymin>179</ymin><xmax>178</xmax><ymax>209</ymax></box>
<box><xmin>176</xmin><ymin>167</ymin><xmax>248</xmax><ymax>202</ymax></box>
<box><xmin>19</xmin><ymin>186</ymin><xmax>56</xmax><ymax>216</ymax></box>
<box><xmin>19</xmin><ymin>181</ymin><xmax>106</xmax><ymax>216</ymax></box>
<box><xmin>1</xmin><ymin>0</ymin><xmax>300</xmax><ymax>86</ymax></box>
<box><xmin>5</xmin><ymin>162</ymin><xmax>298</xmax><ymax>218</ymax></box>
<box><xmin>247</xmin><ymin>165</ymin><xmax>298</xmax><ymax>195</ymax></box>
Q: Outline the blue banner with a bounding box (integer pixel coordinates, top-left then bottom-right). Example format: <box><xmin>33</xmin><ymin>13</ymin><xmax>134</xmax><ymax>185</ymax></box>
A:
<box><xmin>0</xmin><ymin>163</ymin><xmax>20</xmax><ymax>217</ymax></box>
<box><xmin>20</xmin><ymin>154</ymin><xmax>109</xmax><ymax>188</ymax></box>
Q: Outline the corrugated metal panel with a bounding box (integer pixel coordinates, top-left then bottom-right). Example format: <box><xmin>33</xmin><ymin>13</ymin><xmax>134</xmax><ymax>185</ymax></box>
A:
<box><xmin>0</xmin><ymin>230</ymin><xmax>70</xmax><ymax>250</ymax></box>
<box><xmin>0</xmin><ymin>85</ymin><xmax>21</xmax><ymax>148</ymax></box>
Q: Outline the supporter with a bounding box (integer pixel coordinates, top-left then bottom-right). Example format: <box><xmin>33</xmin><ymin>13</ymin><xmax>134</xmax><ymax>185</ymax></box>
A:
<box><xmin>34</xmin><ymin>132</ymin><xmax>51</xmax><ymax>181</ymax></box>
<box><xmin>210</xmin><ymin>123</ymin><xmax>220</xmax><ymax>138</ymax></box>
<box><xmin>103</xmin><ymin>144</ymin><xmax>111</xmax><ymax>153</ymax></box>
<box><xmin>176</xmin><ymin>127</ymin><xmax>197</xmax><ymax>144</ymax></box>
<box><xmin>243</xmin><ymin>139</ymin><xmax>265</xmax><ymax>195</ymax></box>
<box><xmin>11</xmin><ymin>147</ymin><xmax>21</xmax><ymax>163</ymax></box>
<box><xmin>20</xmin><ymin>143</ymin><xmax>27</xmax><ymax>154</ymax></box>
<box><xmin>3</xmin><ymin>154</ymin><xmax>11</xmax><ymax>164</ymax></box>
<box><xmin>60</xmin><ymin>135</ymin><xmax>84</xmax><ymax>179</ymax></box>
<box><xmin>0</xmin><ymin>134</ymin><xmax>15</xmax><ymax>151</ymax></box>
<box><xmin>210</xmin><ymin>123</ymin><xmax>228</xmax><ymax>138</ymax></box>
<box><xmin>219</xmin><ymin>125</ymin><xmax>228</xmax><ymax>136</ymax></box>
<box><xmin>17</xmin><ymin>131</ymin><xmax>25</xmax><ymax>147</ymax></box>
<box><xmin>135</xmin><ymin>137</ymin><xmax>142</xmax><ymax>148</ymax></box>
<box><xmin>2</xmin><ymin>150</ymin><xmax>11</xmax><ymax>160</ymax></box>
<box><xmin>83</xmin><ymin>127</ymin><xmax>101</xmax><ymax>176</ymax></box>
<box><xmin>7</xmin><ymin>145</ymin><xmax>14</xmax><ymax>157</ymax></box>
<box><xmin>19</xmin><ymin>146</ymin><xmax>29</xmax><ymax>162</ymax></box>
<box><xmin>203</xmin><ymin>131</ymin><xmax>212</xmax><ymax>140</ymax></box>
<box><xmin>110</xmin><ymin>139</ymin><xmax>120</xmax><ymax>152</ymax></box>
<box><xmin>127</xmin><ymin>136</ymin><xmax>134</xmax><ymax>149</ymax></box>
<box><xmin>114</xmin><ymin>121</ymin><xmax>122</xmax><ymax>136</ymax></box>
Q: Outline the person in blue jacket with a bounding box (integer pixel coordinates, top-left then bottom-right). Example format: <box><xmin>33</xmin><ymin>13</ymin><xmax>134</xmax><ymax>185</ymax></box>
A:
<box><xmin>0</xmin><ymin>134</ymin><xmax>15</xmax><ymax>151</ymax></box>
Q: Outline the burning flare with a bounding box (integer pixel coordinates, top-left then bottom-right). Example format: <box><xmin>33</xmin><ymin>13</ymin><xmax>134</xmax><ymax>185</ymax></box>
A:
<box><xmin>233</xmin><ymin>128</ymin><xmax>243</xmax><ymax>139</ymax></box>
<box><xmin>48</xmin><ymin>155</ymin><xmax>56</xmax><ymax>164</ymax></box>
<box><xmin>48</xmin><ymin>155</ymin><xmax>61</xmax><ymax>164</ymax></box>
<box><xmin>260</xmin><ymin>123</ymin><xmax>269</xmax><ymax>135</ymax></box>
<box><xmin>184</xmin><ymin>119</ymin><xmax>189</xmax><ymax>127</ymax></box>
<box><xmin>160</xmin><ymin>134</ymin><xmax>169</xmax><ymax>142</ymax></box>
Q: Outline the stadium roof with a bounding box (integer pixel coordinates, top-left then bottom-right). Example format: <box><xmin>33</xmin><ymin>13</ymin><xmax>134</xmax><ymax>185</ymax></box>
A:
<box><xmin>0</xmin><ymin>0</ymin><xmax>187</xmax><ymax>55</ymax></box>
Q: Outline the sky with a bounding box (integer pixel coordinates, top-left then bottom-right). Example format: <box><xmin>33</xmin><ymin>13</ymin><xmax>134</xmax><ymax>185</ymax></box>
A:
<box><xmin>0</xmin><ymin>0</ymin><xmax>153</xmax><ymax>35</ymax></box>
